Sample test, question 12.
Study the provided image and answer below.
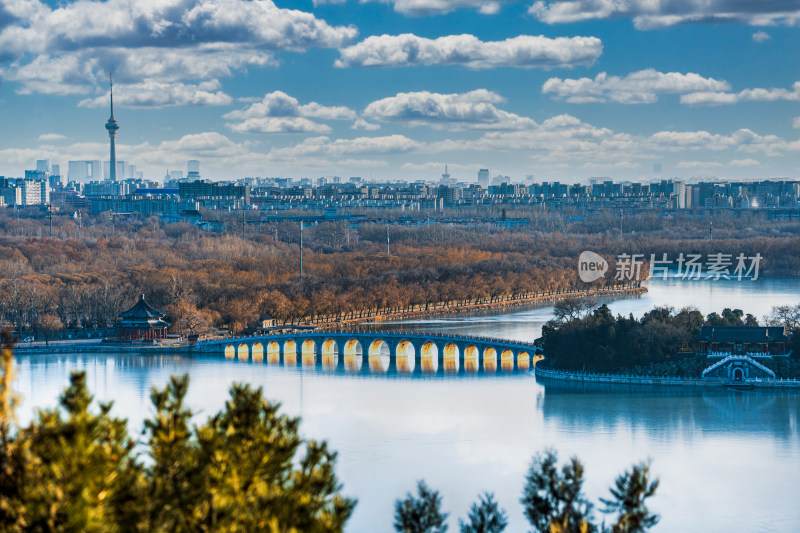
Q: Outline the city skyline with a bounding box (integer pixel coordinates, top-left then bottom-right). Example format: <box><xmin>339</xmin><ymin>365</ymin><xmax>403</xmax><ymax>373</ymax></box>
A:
<box><xmin>1</xmin><ymin>0</ymin><xmax>799</xmax><ymax>181</ymax></box>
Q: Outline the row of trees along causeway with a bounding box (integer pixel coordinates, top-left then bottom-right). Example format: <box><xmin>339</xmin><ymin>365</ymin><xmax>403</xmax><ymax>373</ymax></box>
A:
<box><xmin>0</xmin><ymin>334</ymin><xmax>658</xmax><ymax>532</ymax></box>
<box><xmin>536</xmin><ymin>299</ymin><xmax>800</xmax><ymax>377</ymax></box>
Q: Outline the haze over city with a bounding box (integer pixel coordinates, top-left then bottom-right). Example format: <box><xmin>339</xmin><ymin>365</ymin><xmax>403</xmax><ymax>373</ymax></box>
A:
<box><xmin>1</xmin><ymin>0</ymin><xmax>800</xmax><ymax>180</ymax></box>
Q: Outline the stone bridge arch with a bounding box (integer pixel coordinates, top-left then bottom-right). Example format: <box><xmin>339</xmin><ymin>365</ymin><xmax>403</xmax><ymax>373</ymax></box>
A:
<box><xmin>463</xmin><ymin>345</ymin><xmax>479</xmax><ymax>373</ymax></box>
<box><xmin>237</xmin><ymin>343</ymin><xmax>249</xmax><ymax>361</ymax></box>
<box><xmin>442</xmin><ymin>342</ymin><xmax>459</xmax><ymax>374</ymax></box>
<box><xmin>284</xmin><ymin>340</ymin><xmax>297</xmax><ymax>366</ymax></box>
<box><xmin>483</xmin><ymin>347</ymin><xmax>497</xmax><ymax>373</ymax></box>
<box><xmin>252</xmin><ymin>342</ymin><xmax>264</xmax><ymax>362</ymax></box>
<box><xmin>395</xmin><ymin>340</ymin><xmax>416</xmax><ymax>373</ymax></box>
<box><xmin>321</xmin><ymin>339</ymin><xmax>338</xmax><ymax>370</ymax></box>
<box><xmin>267</xmin><ymin>341</ymin><xmax>281</xmax><ymax>364</ymax></box>
<box><xmin>342</xmin><ymin>338</ymin><xmax>363</xmax><ymax>372</ymax></box>
<box><xmin>301</xmin><ymin>339</ymin><xmax>317</xmax><ymax>366</ymax></box>
<box><xmin>368</xmin><ymin>339</ymin><xmax>391</xmax><ymax>373</ymax></box>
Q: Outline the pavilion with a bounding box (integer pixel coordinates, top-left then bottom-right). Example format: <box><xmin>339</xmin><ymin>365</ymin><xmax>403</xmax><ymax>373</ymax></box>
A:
<box><xmin>116</xmin><ymin>294</ymin><xmax>170</xmax><ymax>341</ymax></box>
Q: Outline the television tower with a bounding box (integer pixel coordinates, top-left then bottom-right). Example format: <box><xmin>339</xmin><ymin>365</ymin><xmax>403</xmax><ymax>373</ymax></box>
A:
<box><xmin>105</xmin><ymin>74</ymin><xmax>120</xmax><ymax>181</ymax></box>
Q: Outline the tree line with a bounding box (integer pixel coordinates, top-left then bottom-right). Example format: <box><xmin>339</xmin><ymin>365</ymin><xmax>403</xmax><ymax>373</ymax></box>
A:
<box><xmin>0</xmin><ymin>208</ymin><xmax>797</xmax><ymax>340</ymax></box>
<box><xmin>537</xmin><ymin>299</ymin><xmax>800</xmax><ymax>376</ymax></box>
<box><xmin>0</xmin><ymin>334</ymin><xmax>659</xmax><ymax>532</ymax></box>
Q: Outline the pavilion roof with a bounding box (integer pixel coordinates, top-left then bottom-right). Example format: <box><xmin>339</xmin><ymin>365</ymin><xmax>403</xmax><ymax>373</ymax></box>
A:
<box><xmin>119</xmin><ymin>294</ymin><xmax>166</xmax><ymax>319</ymax></box>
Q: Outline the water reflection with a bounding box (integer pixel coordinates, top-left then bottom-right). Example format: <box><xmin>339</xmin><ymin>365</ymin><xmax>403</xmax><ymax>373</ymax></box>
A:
<box><xmin>537</xmin><ymin>379</ymin><xmax>800</xmax><ymax>440</ymax></box>
<box><xmin>14</xmin><ymin>348</ymin><xmax>800</xmax><ymax>533</ymax></box>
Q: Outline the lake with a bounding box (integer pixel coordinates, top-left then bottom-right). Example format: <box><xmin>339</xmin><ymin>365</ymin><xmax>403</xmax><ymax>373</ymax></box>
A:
<box><xmin>14</xmin><ymin>276</ymin><xmax>800</xmax><ymax>532</ymax></box>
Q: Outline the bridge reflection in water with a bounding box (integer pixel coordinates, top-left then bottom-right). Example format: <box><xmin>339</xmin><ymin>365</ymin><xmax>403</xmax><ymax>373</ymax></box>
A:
<box><xmin>208</xmin><ymin>330</ymin><xmax>542</xmax><ymax>375</ymax></box>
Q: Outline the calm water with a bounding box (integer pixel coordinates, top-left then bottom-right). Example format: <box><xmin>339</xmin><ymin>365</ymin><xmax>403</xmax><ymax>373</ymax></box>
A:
<box><xmin>15</xmin><ymin>277</ymin><xmax>800</xmax><ymax>532</ymax></box>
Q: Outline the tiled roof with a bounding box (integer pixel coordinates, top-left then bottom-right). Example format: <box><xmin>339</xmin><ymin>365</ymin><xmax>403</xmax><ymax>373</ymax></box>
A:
<box><xmin>119</xmin><ymin>294</ymin><xmax>166</xmax><ymax>319</ymax></box>
<box><xmin>699</xmin><ymin>325</ymin><xmax>787</xmax><ymax>342</ymax></box>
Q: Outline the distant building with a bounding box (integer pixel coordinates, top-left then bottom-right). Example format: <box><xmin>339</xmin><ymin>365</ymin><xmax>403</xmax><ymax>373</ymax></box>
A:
<box><xmin>36</xmin><ymin>159</ymin><xmax>51</xmax><ymax>173</ymax></box>
<box><xmin>178</xmin><ymin>180</ymin><xmax>251</xmax><ymax>208</ymax></box>
<box><xmin>68</xmin><ymin>160</ymin><xmax>102</xmax><ymax>182</ymax></box>
<box><xmin>478</xmin><ymin>169</ymin><xmax>489</xmax><ymax>186</ymax></box>
<box><xmin>0</xmin><ymin>178</ymin><xmax>50</xmax><ymax>206</ymax></box>
<box><xmin>698</xmin><ymin>326</ymin><xmax>790</xmax><ymax>357</ymax></box>
<box><xmin>187</xmin><ymin>160</ymin><xmax>201</xmax><ymax>179</ymax></box>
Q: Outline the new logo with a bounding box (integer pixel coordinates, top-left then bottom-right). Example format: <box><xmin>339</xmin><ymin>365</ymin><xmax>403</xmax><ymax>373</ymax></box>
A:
<box><xmin>578</xmin><ymin>251</ymin><xmax>608</xmax><ymax>282</ymax></box>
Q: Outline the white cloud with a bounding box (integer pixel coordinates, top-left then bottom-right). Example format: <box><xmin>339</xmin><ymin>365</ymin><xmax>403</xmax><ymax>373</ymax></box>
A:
<box><xmin>335</xmin><ymin>33</ymin><xmax>602</xmax><ymax>69</ymax></box>
<box><xmin>360</xmin><ymin>0</ymin><xmax>510</xmax><ymax>16</ymax></box>
<box><xmin>223</xmin><ymin>91</ymin><xmax>357</xmax><ymax>133</ymax></box>
<box><xmin>364</xmin><ymin>90</ymin><xmax>536</xmax><ymax>130</ymax></box>
<box><xmin>0</xmin><ymin>0</ymin><xmax>357</xmax><ymax>56</ymax></box>
<box><xmin>729</xmin><ymin>158</ymin><xmax>760</xmax><ymax>166</ymax></box>
<box><xmin>0</xmin><ymin>45</ymin><xmax>276</xmax><ymax>96</ymax></box>
<box><xmin>268</xmin><ymin>134</ymin><xmax>423</xmax><ymax>161</ymax></box>
<box><xmin>421</xmin><ymin>114</ymin><xmax>800</xmax><ymax>173</ymax></box>
<box><xmin>37</xmin><ymin>133</ymin><xmax>67</xmax><ymax>141</ymax></box>
<box><xmin>77</xmin><ymin>80</ymin><xmax>232</xmax><ymax>108</ymax></box>
<box><xmin>229</xmin><ymin>117</ymin><xmax>332</xmax><ymax>134</ymax></box>
<box><xmin>529</xmin><ymin>0</ymin><xmax>800</xmax><ymax>29</ymax></box>
<box><xmin>677</xmin><ymin>161</ymin><xmax>723</xmax><ymax>169</ymax></box>
<box><xmin>478</xmin><ymin>2</ymin><xmax>501</xmax><ymax>14</ymax></box>
<box><xmin>543</xmin><ymin>69</ymin><xmax>730</xmax><ymax>104</ymax></box>
<box><xmin>0</xmin><ymin>0</ymin><xmax>356</xmax><ymax>99</ymax></box>
<box><xmin>677</xmin><ymin>158</ymin><xmax>760</xmax><ymax>169</ymax></box>
<box><xmin>299</xmin><ymin>102</ymin><xmax>357</xmax><ymax>121</ymax></box>
<box><xmin>400</xmin><ymin>161</ymin><xmax>482</xmax><ymax>174</ymax></box>
<box><xmin>351</xmin><ymin>118</ymin><xmax>381</xmax><ymax>131</ymax></box>
<box><xmin>681</xmin><ymin>82</ymin><xmax>800</xmax><ymax>105</ymax></box>
<box><xmin>794</xmin><ymin>117</ymin><xmax>800</xmax><ymax>129</ymax></box>
<box><xmin>752</xmin><ymin>31</ymin><xmax>771</xmax><ymax>42</ymax></box>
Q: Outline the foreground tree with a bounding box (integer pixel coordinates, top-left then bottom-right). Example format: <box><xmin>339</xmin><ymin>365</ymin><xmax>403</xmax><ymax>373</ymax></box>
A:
<box><xmin>459</xmin><ymin>492</ymin><xmax>508</xmax><ymax>533</ymax></box>
<box><xmin>600</xmin><ymin>462</ymin><xmax>659</xmax><ymax>533</ymax></box>
<box><xmin>521</xmin><ymin>451</ymin><xmax>659</xmax><ymax>533</ymax></box>
<box><xmin>394</xmin><ymin>480</ymin><xmax>449</xmax><ymax>533</ymax></box>
<box><xmin>522</xmin><ymin>450</ymin><xmax>595</xmax><ymax>533</ymax></box>
<box><xmin>0</xmin><ymin>333</ymin><xmax>355</xmax><ymax>532</ymax></box>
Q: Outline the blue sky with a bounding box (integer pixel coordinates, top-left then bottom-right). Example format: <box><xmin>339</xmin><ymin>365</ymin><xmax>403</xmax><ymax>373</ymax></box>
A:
<box><xmin>0</xmin><ymin>0</ymin><xmax>799</xmax><ymax>182</ymax></box>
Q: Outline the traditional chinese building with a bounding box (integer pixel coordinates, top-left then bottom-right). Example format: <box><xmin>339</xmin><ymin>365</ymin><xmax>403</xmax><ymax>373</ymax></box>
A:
<box><xmin>116</xmin><ymin>294</ymin><xmax>170</xmax><ymax>340</ymax></box>
<box><xmin>698</xmin><ymin>326</ymin><xmax>789</xmax><ymax>357</ymax></box>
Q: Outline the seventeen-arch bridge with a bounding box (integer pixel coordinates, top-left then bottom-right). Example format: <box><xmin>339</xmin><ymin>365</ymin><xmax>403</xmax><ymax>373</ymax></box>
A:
<box><xmin>195</xmin><ymin>330</ymin><xmax>542</xmax><ymax>374</ymax></box>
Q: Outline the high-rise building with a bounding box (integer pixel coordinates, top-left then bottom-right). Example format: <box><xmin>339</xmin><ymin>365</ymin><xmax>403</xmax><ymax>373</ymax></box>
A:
<box><xmin>36</xmin><ymin>159</ymin><xmax>51</xmax><ymax>173</ymax></box>
<box><xmin>105</xmin><ymin>75</ymin><xmax>120</xmax><ymax>180</ymax></box>
<box><xmin>67</xmin><ymin>160</ymin><xmax>102</xmax><ymax>182</ymax></box>
<box><xmin>478</xmin><ymin>168</ymin><xmax>489</xmax><ymax>186</ymax></box>
<box><xmin>187</xmin><ymin>160</ymin><xmax>201</xmax><ymax>179</ymax></box>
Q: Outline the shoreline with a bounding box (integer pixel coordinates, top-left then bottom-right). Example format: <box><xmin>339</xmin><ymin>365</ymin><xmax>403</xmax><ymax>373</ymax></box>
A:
<box><xmin>534</xmin><ymin>366</ymin><xmax>800</xmax><ymax>390</ymax></box>
<box><xmin>13</xmin><ymin>286</ymin><xmax>648</xmax><ymax>355</ymax></box>
<box><xmin>314</xmin><ymin>285</ymin><xmax>648</xmax><ymax>328</ymax></box>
